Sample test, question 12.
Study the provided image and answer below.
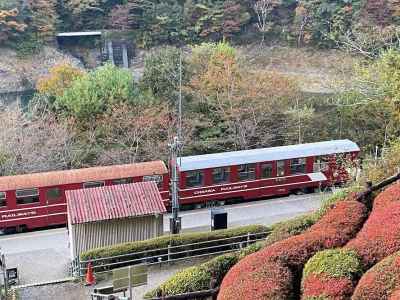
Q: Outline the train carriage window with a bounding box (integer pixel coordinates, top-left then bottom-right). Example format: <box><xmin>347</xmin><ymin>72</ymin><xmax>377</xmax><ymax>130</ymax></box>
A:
<box><xmin>277</xmin><ymin>160</ymin><xmax>285</xmax><ymax>177</ymax></box>
<box><xmin>16</xmin><ymin>188</ymin><xmax>39</xmax><ymax>205</ymax></box>
<box><xmin>186</xmin><ymin>171</ymin><xmax>204</xmax><ymax>188</ymax></box>
<box><xmin>238</xmin><ymin>164</ymin><xmax>256</xmax><ymax>181</ymax></box>
<box><xmin>83</xmin><ymin>181</ymin><xmax>105</xmax><ymax>189</ymax></box>
<box><xmin>261</xmin><ymin>163</ymin><xmax>273</xmax><ymax>178</ymax></box>
<box><xmin>314</xmin><ymin>156</ymin><xmax>329</xmax><ymax>172</ymax></box>
<box><xmin>0</xmin><ymin>192</ymin><xmax>6</xmax><ymax>207</ymax></box>
<box><xmin>46</xmin><ymin>188</ymin><xmax>62</xmax><ymax>202</ymax></box>
<box><xmin>213</xmin><ymin>167</ymin><xmax>230</xmax><ymax>184</ymax></box>
<box><xmin>290</xmin><ymin>158</ymin><xmax>306</xmax><ymax>174</ymax></box>
<box><xmin>143</xmin><ymin>175</ymin><xmax>163</xmax><ymax>188</ymax></box>
<box><xmin>112</xmin><ymin>178</ymin><xmax>133</xmax><ymax>185</ymax></box>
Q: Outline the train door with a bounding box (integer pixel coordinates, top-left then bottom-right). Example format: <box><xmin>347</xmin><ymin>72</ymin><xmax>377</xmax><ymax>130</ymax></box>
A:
<box><xmin>45</xmin><ymin>187</ymin><xmax>63</xmax><ymax>226</ymax></box>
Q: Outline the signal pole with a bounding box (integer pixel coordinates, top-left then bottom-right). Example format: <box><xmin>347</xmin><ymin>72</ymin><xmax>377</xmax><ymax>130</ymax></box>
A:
<box><xmin>169</xmin><ymin>50</ymin><xmax>183</xmax><ymax>234</ymax></box>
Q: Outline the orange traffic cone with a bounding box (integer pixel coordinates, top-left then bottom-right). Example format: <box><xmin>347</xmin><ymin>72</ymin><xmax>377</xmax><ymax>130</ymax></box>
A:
<box><xmin>85</xmin><ymin>262</ymin><xmax>96</xmax><ymax>286</ymax></box>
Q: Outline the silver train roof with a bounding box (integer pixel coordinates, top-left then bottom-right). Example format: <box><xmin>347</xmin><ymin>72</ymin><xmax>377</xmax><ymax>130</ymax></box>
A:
<box><xmin>178</xmin><ymin>139</ymin><xmax>359</xmax><ymax>171</ymax></box>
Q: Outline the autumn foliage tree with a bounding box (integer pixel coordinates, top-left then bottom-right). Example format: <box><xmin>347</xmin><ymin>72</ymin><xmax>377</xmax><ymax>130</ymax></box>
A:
<box><xmin>26</xmin><ymin>0</ymin><xmax>59</xmax><ymax>41</ymax></box>
<box><xmin>0</xmin><ymin>8</ymin><xmax>26</xmax><ymax>43</ymax></box>
<box><xmin>0</xmin><ymin>105</ymin><xmax>79</xmax><ymax>176</ymax></box>
<box><xmin>37</xmin><ymin>63</ymin><xmax>84</xmax><ymax>100</ymax></box>
<box><xmin>97</xmin><ymin>103</ymin><xmax>173</xmax><ymax>164</ymax></box>
<box><xmin>188</xmin><ymin>42</ymin><xmax>302</xmax><ymax>152</ymax></box>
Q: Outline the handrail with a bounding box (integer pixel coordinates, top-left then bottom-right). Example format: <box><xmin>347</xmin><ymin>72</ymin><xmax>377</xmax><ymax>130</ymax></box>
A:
<box><xmin>356</xmin><ymin>171</ymin><xmax>400</xmax><ymax>204</ymax></box>
<box><xmin>80</xmin><ymin>231</ymin><xmax>269</xmax><ymax>263</ymax></box>
<box><xmin>149</xmin><ymin>287</ymin><xmax>219</xmax><ymax>300</ymax></box>
<box><xmin>75</xmin><ymin>232</ymin><xmax>269</xmax><ymax>276</ymax></box>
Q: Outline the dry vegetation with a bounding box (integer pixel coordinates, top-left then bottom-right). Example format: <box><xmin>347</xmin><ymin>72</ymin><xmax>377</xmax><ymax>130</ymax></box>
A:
<box><xmin>238</xmin><ymin>44</ymin><xmax>360</xmax><ymax>93</ymax></box>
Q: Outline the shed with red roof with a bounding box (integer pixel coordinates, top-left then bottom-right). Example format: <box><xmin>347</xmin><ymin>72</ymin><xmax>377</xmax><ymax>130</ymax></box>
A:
<box><xmin>66</xmin><ymin>181</ymin><xmax>166</xmax><ymax>258</ymax></box>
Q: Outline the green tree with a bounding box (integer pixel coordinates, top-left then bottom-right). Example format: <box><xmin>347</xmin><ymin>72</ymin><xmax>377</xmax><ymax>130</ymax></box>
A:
<box><xmin>37</xmin><ymin>63</ymin><xmax>84</xmax><ymax>101</ymax></box>
<box><xmin>55</xmin><ymin>63</ymin><xmax>138</xmax><ymax>121</ymax></box>
<box><xmin>140</xmin><ymin>47</ymin><xmax>188</xmax><ymax>104</ymax></box>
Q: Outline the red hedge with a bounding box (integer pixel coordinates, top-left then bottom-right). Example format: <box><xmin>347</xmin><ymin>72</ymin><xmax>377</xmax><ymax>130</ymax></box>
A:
<box><xmin>352</xmin><ymin>251</ymin><xmax>400</xmax><ymax>300</ymax></box>
<box><xmin>346</xmin><ymin>182</ymin><xmax>400</xmax><ymax>268</ymax></box>
<box><xmin>372</xmin><ymin>182</ymin><xmax>400</xmax><ymax>209</ymax></box>
<box><xmin>218</xmin><ymin>200</ymin><xmax>367</xmax><ymax>300</ymax></box>
<box><xmin>390</xmin><ymin>289</ymin><xmax>400</xmax><ymax>300</ymax></box>
<box><xmin>302</xmin><ymin>273</ymin><xmax>354</xmax><ymax>300</ymax></box>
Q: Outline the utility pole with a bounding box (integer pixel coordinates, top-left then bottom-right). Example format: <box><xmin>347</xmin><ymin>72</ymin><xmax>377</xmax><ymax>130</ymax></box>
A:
<box><xmin>169</xmin><ymin>50</ymin><xmax>183</xmax><ymax>234</ymax></box>
<box><xmin>0</xmin><ymin>249</ymin><xmax>7</xmax><ymax>300</ymax></box>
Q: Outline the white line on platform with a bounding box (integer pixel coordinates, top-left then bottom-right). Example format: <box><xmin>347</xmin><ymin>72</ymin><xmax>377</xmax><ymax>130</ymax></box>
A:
<box><xmin>0</xmin><ymin>228</ymin><xmax>66</xmax><ymax>242</ymax></box>
<box><xmin>176</xmin><ymin>193</ymin><xmax>325</xmax><ymax>217</ymax></box>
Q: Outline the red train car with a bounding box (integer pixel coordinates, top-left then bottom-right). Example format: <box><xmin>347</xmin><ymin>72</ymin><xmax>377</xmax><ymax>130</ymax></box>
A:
<box><xmin>0</xmin><ymin>161</ymin><xmax>169</xmax><ymax>233</ymax></box>
<box><xmin>176</xmin><ymin>140</ymin><xmax>359</xmax><ymax>206</ymax></box>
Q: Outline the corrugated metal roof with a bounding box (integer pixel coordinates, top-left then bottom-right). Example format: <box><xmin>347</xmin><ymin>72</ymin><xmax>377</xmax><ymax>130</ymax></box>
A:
<box><xmin>0</xmin><ymin>161</ymin><xmax>167</xmax><ymax>191</ymax></box>
<box><xmin>178</xmin><ymin>140</ymin><xmax>359</xmax><ymax>171</ymax></box>
<box><xmin>67</xmin><ymin>181</ymin><xmax>166</xmax><ymax>225</ymax></box>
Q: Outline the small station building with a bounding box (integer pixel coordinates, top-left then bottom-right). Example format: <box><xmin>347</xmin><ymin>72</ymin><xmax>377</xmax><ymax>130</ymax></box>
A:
<box><xmin>66</xmin><ymin>181</ymin><xmax>166</xmax><ymax>259</ymax></box>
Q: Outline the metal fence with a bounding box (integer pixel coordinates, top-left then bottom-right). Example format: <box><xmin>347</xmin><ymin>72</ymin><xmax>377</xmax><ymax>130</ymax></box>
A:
<box><xmin>74</xmin><ymin>231</ymin><xmax>269</xmax><ymax>277</ymax></box>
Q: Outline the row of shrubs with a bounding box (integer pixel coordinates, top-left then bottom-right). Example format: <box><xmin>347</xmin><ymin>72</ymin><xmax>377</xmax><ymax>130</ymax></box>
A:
<box><xmin>299</xmin><ymin>182</ymin><xmax>400</xmax><ymax>300</ymax></box>
<box><xmin>347</xmin><ymin>182</ymin><xmax>400</xmax><ymax>268</ymax></box>
<box><xmin>145</xmin><ymin>188</ymin><xmax>358</xmax><ymax>298</ymax></box>
<box><xmin>144</xmin><ymin>242</ymin><xmax>265</xmax><ymax>298</ymax></box>
<box><xmin>353</xmin><ymin>251</ymin><xmax>400</xmax><ymax>299</ymax></box>
<box><xmin>218</xmin><ymin>196</ymin><xmax>368</xmax><ymax>299</ymax></box>
<box><xmin>80</xmin><ymin>224</ymin><xmax>269</xmax><ymax>261</ymax></box>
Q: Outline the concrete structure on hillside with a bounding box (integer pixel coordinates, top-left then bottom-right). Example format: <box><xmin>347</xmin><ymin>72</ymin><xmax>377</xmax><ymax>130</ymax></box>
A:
<box><xmin>56</xmin><ymin>31</ymin><xmax>135</xmax><ymax>68</ymax></box>
<box><xmin>66</xmin><ymin>181</ymin><xmax>166</xmax><ymax>259</ymax></box>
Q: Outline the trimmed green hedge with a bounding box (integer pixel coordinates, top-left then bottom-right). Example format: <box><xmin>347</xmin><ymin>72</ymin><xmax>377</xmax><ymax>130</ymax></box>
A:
<box><xmin>80</xmin><ymin>224</ymin><xmax>269</xmax><ymax>261</ymax></box>
<box><xmin>303</xmin><ymin>249</ymin><xmax>362</xmax><ymax>280</ymax></box>
<box><xmin>144</xmin><ymin>242</ymin><xmax>266</xmax><ymax>298</ymax></box>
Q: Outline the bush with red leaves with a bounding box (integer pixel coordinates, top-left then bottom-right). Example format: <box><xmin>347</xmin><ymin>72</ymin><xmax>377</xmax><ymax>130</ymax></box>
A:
<box><xmin>218</xmin><ymin>200</ymin><xmax>367</xmax><ymax>300</ymax></box>
<box><xmin>301</xmin><ymin>249</ymin><xmax>362</xmax><ymax>300</ymax></box>
<box><xmin>352</xmin><ymin>251</ymin><xmax>400</xmax><ymax>300</ymax></box>
<box><xmin>389</xmin><ymin>288</ymin><xmax>400</xmax><ymax>300</ymax></box>
<box><xmin>302</xmin><ymin>274</ymin><xmax>353</xmax><ymax>300</ymax></box>
<box><xmin>346</xmin><ymin>182</ymin><xmax>400</xmax><ymax>268</ymax></box>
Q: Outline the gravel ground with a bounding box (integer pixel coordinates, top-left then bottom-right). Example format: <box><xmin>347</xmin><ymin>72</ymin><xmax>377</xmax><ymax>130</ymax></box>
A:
<box><xmin>17</xmin><ymin>257</ymin><xmax>209</xmax><ymax>300</ymax></box>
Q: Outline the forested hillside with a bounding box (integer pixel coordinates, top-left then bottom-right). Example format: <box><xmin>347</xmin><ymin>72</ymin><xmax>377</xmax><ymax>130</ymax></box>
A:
<box><xmin>1</xmin><ymin>0</ymin><xmax>400</xmax><ymax>178</ymax></box>
<box><xmin>2</xmin><ymin>0</ymin><xmax>400</xmax><ymax>50</ymax></box>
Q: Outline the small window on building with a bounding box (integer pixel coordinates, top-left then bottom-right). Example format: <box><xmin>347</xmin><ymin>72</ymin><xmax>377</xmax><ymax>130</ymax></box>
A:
<box><xmin>143</xmin><ymin>175</ymin><xmax>163</xmax><ymax>188</ymax></box>
<box><xmin>186</xmin><ymin>171</ymin><xmax>204</xmax><ymax>188</ymax></box>
<box><xmin>238</xmin><ymin>164</ymin><xmax>256</xmax><ymax>181</ymax></box>
<box><xmin>83</xmin><ymin>181</ymin><xmax>105</xmax><ymax>189</ymax></box>
<box><xmin>46</xmin><ymin>188</ymin><xmax>62</xmax><ymax>201</ymax></box>
<box><xmin>261</xmin><ymin>163</ymin><xmax>273</xmax><ymax>178</ymax></box>
<box><xmin>213</xmin><ymin>167</ymin><xmax>230</xmax><ymax>184</ymax></box>
<box><xmin>0</xmin><ymin>192</ymin><xmax>6</xmax><ymax>207</ymax></box>
<box><xmin>112</xmin><ymin>178</ymin><xmax>133</xmax><ymax>185</ymax></box>
<box><xmin>277</xmin><ymin>160</ymin><xmax>285</xmax><ymax>177</ymax></box>
<box><xmin>314</xmin><ymin>156</ymin><xmax>329</xmax><ymax>172</ymax></box>
<box><xmin>290</xmin><ymin>158</ymin><xmax>306</xmax><ymax>174</ymax></box>
<box><xmin>16</xmin><ymin>188</ymin><xmax>39</xmax><ymax>205</ymax></box>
